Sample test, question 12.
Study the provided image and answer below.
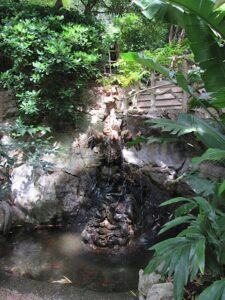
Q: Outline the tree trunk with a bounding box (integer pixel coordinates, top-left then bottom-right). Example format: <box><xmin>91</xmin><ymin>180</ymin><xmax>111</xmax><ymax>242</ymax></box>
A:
<box><xmin>54</xmin><ymin>0</ymin><xmax>63</xmax><ymax>9</ymax></box>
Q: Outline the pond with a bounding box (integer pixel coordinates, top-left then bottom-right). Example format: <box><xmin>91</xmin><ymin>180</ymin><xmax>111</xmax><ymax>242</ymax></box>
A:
<box><xmin>0</xmin><ymin>228</ymin><xmax>150</xmax><ymax>293</ymax></box>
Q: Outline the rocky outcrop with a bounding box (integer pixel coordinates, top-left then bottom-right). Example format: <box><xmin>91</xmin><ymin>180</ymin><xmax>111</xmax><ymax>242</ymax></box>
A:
<box><xmin>11</xmin><ymin>165</ymin><xmax>63</xmax><ymax>224</ymax></box>
<box><xmin>122</xmin><ymin>142</ymin><xmax>188</xmax><ymax>192</ymax></box>
<box><xmin>3</xmin><ymin>85</ymin><xmax>224</xmax><ymax>249</ymax></box>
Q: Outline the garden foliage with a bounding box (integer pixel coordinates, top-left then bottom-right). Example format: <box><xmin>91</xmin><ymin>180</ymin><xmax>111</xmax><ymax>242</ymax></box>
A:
<box><xmin>124</xmin><ymin>0</ymin><xmax>225</xmax><ymax>298</ymax></box>
<box><xmin>114</xmin><ymin>13</ymin><xmax>167</xmax><ymax>52</ymax></box>
<box><xmin>0</xmin><ymin>3</ymin><xmax>108</xmax><ymax>126</ymax></box>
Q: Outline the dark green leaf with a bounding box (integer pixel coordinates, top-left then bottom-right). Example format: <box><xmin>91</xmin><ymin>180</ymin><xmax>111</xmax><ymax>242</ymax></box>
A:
<box><xmin>218</xmin><ymin>181</ymin><xmax>225</xmax><ymax>196</ymax></box>
<box><xmin>196</xmin><ymin>238</ymin><xmax>206</xmax><ymax>274</ymax></box>
<box><xmin>175</xmin><ymin>202</ymin><xmax>197</xmax><ymax>217</ymax></box>
<box><xmin>184</xmin><ymin>175</ymin><xmax>216</xmax><ymax>196</ymax></box>
<box><xmin>174</xmin><ymin>246</ymin><xmax>190</xmax><ymax>300</ymax></box>
<box><xmin>198</xmin><ymin>279</ymin><xmax>225</xmax><ymax>300</ymax></box>
<box><xmin>160</xmin><ymin>197</ymin><xmax>191</xmax><ymax>207</ymax></box>
<box><xmin>159</xmin><ymin>216</ymin><xmax>195</xmax><ymax>235</ymax></box>
<box><xmin>192</xmin><ymin>149</ymin><xmax>225</xmax><ymax>164</ymax></box>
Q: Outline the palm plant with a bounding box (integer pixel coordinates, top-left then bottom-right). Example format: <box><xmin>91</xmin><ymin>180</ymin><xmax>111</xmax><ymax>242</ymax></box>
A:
<box><xmin>146</xmin><ymin>190</ymin><xmax>225</xmax><ymax>300</ymax></box>
<box><xmin>133</xmin><ymin>0</ymin><xmax>225</xmax><ymax>93</ymax></box>
<box><xmin>123</xmin><ymin>1</ymin><xmax>225</xmax><ymax>299</ymax></box>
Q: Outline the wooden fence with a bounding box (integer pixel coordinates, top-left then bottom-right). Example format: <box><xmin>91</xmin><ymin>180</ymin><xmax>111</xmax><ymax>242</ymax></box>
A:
<box><xmin>136</xmin><ymin>75</ymin><xmax>189</xmax><ymax>112</ymax></box>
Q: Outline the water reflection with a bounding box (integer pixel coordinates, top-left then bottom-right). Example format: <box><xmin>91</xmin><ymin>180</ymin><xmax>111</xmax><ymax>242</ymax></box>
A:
<box><xmin>1</xmin><ymin>229</ymin><xmax>149</xmax><ymax>292</ymax></box>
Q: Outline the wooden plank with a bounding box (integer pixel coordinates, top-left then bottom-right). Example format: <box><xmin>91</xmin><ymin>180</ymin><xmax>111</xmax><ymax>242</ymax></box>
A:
<box><xmin>150</xmin><ymin>72</ymin><xmax>156</xmax><ymax>111</ymax></box>
<box><xmin>156</xmin><ymin>93</ymin><xmax>183</xmax><ymax>100</ymax></box>
<box><xmin>138</xmin><ymin>100</ymin><xmax>151</xmax><ymax>105</ymax></box>
<box><xmin>156</xmin><ymin>93</ymin><xmax>176</xmax><ymax>100</ymax></box>
<box><xmin>138</xmin><ymin>96</ymin><xmax>151</xmax><ymax>101</ymax></box>
<box><xmin>138</xmin><ymin>102</ymin><xmax>151</xmax><ymax>108</ymax></box>
<box><xmin>139</xmin><ymin>92</ymin><xmax>151</xmax><ymax>96</ymax></box>
<box><xmin>155</xmin><ymin>100</ymin><xmax>182</xmax><ymax>107</ymax></box>
<box><xmin>155</xmin><ymin>87</ymin><xmax>176</xmax><ymax>93</ymax></box>
<box><xmin>156</xmin><ymin>106</ymin><xmax>182</xmax><ymax>110</ymax></box>
<box><xmin>155</xmin><ymin>80</ymin><xmax>172</xmax><ymax>86</ymax></box>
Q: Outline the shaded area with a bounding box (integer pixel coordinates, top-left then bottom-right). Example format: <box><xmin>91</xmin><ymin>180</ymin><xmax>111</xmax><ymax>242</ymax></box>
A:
<box><xmin>0</xmin><ymin>229</ymin><xmax>149</xmax><ymax>294</ymax></box>
<box><xmin>0</xmin><ymin>270</ymin><xmax>135</xmax><ymax>300</ymax></box>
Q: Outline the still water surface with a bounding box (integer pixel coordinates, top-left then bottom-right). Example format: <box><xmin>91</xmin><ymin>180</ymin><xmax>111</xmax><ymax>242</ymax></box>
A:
<box><xmin>0</xmin><ymin>229</ymin><xmax>150</xmax><ymax>293</ymax></box>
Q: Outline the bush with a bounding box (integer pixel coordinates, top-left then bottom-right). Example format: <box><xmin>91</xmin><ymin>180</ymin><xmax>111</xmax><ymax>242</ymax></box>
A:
<box><xmin>114</xmin><ymin>13</ymin><xmax>168</xmax><ymax>52</ymax></box>
<box><xmin>102</xmin><ymin>40</ymin><xmax>192</xmax><ymax>88</ymax></box>
<box><xmin>0</xmin><ymin>4</ymin><xmax>107</xmax><ymax>126</ymax></box>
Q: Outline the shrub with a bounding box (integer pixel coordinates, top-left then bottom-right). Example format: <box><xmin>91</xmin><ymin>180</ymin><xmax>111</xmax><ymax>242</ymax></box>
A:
<box><xmin>0</xmin><ymin>4</ymin><xmax>107</xmax><ymax>126</ymax></box>
<box><xmin>114</xmin><ymin>13</ymin><xmax>168</xmax><ymax>52</ymax></box>
<box><xmin>101</xmin><ymin>40</ymin><xmax>192</xmax><ymax>88</ymax></box>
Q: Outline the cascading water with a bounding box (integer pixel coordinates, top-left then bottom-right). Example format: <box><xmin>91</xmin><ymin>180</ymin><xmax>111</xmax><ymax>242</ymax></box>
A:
<box><xmin>81</xmin><ymin>102</ymin><xmax>171</xmax><ymax>253</ymax></box>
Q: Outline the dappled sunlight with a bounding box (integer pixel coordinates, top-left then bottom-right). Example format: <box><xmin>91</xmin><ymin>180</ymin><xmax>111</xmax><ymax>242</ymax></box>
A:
<box><xmin>56</xmin><ymin>233</ymin><xmax>83</xmax><ymax>256</ymax></box>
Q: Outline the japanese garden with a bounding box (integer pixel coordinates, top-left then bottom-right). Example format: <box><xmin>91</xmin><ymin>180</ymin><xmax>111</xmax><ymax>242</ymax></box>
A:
<box><xmin>0</xmin><ymin>1</ymin><xmax>225</xmax><ymax>299</ymax></box>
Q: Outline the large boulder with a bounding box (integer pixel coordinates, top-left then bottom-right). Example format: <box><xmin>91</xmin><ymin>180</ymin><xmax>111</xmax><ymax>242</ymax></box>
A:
<box><xmin>10</xmin><ymin>162</ymin><xmax>98</xmax><ymax>227</ymax></box>
<box><xmin>11</xmin><ymin>165</ymin><xmax>62</xmax><ymax>223</ymax></box>
<box><xmin>123</xmin><ymin>142</ymin><xmax>190</xmax><ymax>192</ymax></box>
<box><xmin>123</xmin><ymin>143</ymin><xmax>186</xmax><ymax>171</ymax></box>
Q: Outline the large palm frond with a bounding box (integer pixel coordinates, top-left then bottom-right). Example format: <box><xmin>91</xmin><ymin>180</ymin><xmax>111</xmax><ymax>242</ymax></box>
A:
<box><xmin>134</xmin><ymin>0</ymin><xmax>225</xmax><ymax>93</ymax></box>
<box><xmin>147</xmin><ymin>113</ymin><xmax>225</xmax><ymax>149</ymax></box>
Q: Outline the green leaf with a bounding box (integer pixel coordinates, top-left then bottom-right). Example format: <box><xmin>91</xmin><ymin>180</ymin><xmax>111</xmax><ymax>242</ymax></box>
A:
<box><xmin>126</xmin><ymin>136</ymin><xmax>147</xmax><ymax>148</ymax></box>
<box><xmin>198</xmin><ymin>279</ymin><xmax>225</xmax><ymax>300</ymax></box>
<box><xmin>175</xmin><ymin>202</ymin><xmax>197</xmax><ymax>217</ymax></box>
<box><xmin>160</xmin><ymin>197</ymin><xmax>192</xmax><ymax>207</ymax></box>
<box><xmin>218</xmin><ymin>181</ymin><xmax>225</xmax><ymax>196</ymax></box>
<box><xmin>146</xmin><ymin>117</ymin><xmax>197</xmax><ymax>136</ymax></box>
<box><xmin>133</xmin><ymin>0</ymin><xmax>168</xmax><ymax>20</ymax></box>
<box><xmin>196</xmin><ymin>238</ymin><xmax>205</xmax><ymax>274</ymax></box>
<box><xmin>192</xmin><ymin>149</ymin><xmax>225</xmax><ymax>164</ymax></box>
<box><xmin>176</xmin><ymin>71</ymin><xmax>190</xmax><ymax>94</ymax></box>
<box><xmin>147</xmin><ymin>114</ymin><xmax>225</xmax><ymax>149</ymax></box>
<box><xmin>159</xmin><ymin>216</ymin><xmax>195</xmax><ymax>234</ymax></box>
<box><xmin>214</xmin><ymin>0</ymin><xmax>225</xmax><ymax>9</ymax></box>
<box><xmin>146</xmin><ymin>136</ymin><xmax>178</xmax><ymax>144</ymax></box>
<box><xmin>210</xmin><ymin>87</ymin><xmax>225</xmax><ymax>108</ymax></box>
<box><xmin>165</xmin><ymin>0</ymin><xmax>225</xmax><ymax>39</ymax></box>
<box><xmin>184</xmin><ymin>175</ymin><xmax>216</xmax><ymax>196</ymax></box>
<box><xmin>62</xmin><ymin>0</ymin><xmax>71</xmax><ymax>9</ymax></box>
<box><xmin>122</xmin><ymin>52</ymin><xmax>173</xmax><ymax>80</ymax></box>
<box><xmin>150</xmin><ymin>236</ymin><xmax>187</xmax><ymax>252</ymax></box>
<box><xmin>134</xmin><ymin>0</ymin><xmax>225</xmax><ymax>93</ymax></box>
<box><xmin>193</xmin><ymin>196</ymin><xmax>216</xmax><ymax>222</ymax></box>
<box><xmin>173</xmin><ymin>246</ymin><xmax>190</xmax><ymax>300</ymax></box>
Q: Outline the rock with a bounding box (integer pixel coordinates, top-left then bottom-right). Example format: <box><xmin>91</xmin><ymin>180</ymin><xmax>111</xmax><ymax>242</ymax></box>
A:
<box><xmin>138</xmin><ymin>269</ymin><xmax>161</xmax><ymax>298</ymax></box>
<box><xmin>0</xmin><ymin>201</ymin><xmax>12</xmax><ymax>234</ymax></box>
<box><xmin>146</xmin><ymin>283</ymin><xmax>174</xmax><ymax>300</ymax></box>
<box><xmin>112</xmin><ymin>86</ymin><xmax>119</xmax><ymax>95</ymax></box>
<box><xmin>11</xmin><ymin>164</ymin><xmax>86</xmax><ymax>224</ymax></box>
<box><xmin>0</xmin><ymin>90</ymin><xmax>18</xmax><ymax>122</ymax></box>
<box><xmin>123</xmin><ymin>143</ymin><xmax>186</xmax><ymax>171</ymax></box>
<box><xmin>0</xmin><ymin>209</ymin><xmax>4</xmax><ymax>232</ymax></box>
<box><xmin>198</xmin><ymin>161</ymin><xmax>225</xmax><ymax>181</ymax></box>
<box><xmin>142</xmin><ymin>166</ymin><xmax>177</xmax><ymax>191</ymax></box>
<box><xmin>11</xmin><ymin>165</ymin><xmax>62</xmax><ymax>223</ymax></box>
